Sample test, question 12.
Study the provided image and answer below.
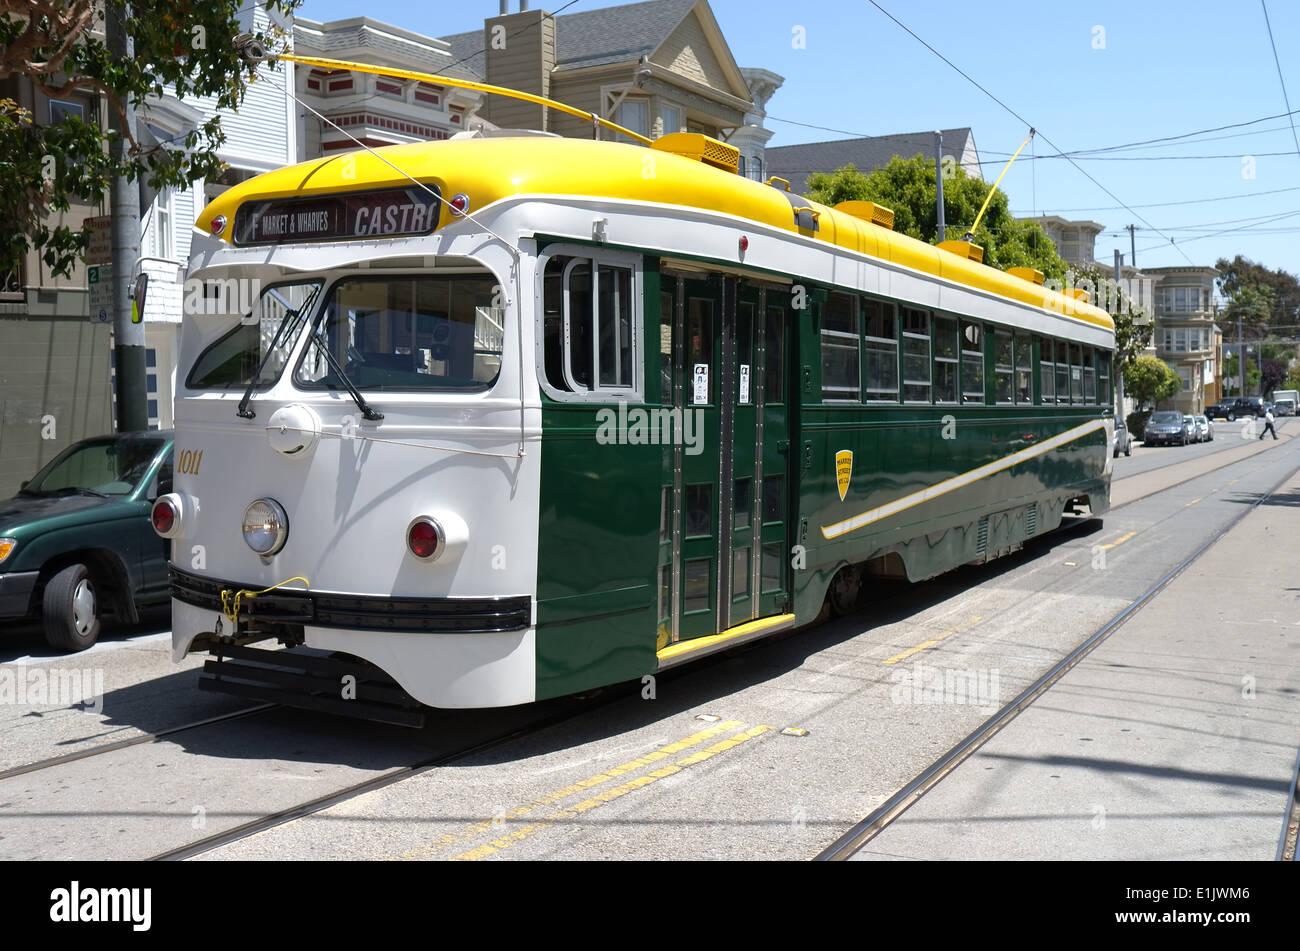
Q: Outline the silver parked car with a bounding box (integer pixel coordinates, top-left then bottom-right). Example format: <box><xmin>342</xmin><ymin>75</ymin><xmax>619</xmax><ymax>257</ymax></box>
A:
<box><xmin>1194</xmin><ymin>415</ymin><xmax>1213</xmax><ymax>441</ymax></box>
<box><xmin>1183</xmin><ymin>414</ymin><xmax>1199</xmax><ymax>442</ymax></box>
<box><xmin>1112</xmin><ymin>420</ymin><xmax>1132</xmax><ymax>457</ymax></box>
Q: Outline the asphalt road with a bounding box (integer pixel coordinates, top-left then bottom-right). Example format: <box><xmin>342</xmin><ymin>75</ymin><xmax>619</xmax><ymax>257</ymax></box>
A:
<box><xmin>1</xmin><ymin>431</ymin><xmax>1296</xmax><ymax>861</ymax></box>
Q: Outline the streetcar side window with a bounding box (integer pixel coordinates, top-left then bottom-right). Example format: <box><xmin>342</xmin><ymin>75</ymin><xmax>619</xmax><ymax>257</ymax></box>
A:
<box><xmin>1098</xmin><ymin>351</ymin><xmax>1112</xmax><ymax>408</ymax></box>
<box><xmin>1055</xmin><ymin>340</ymin><xmax>1070</xmax><ymax>404</ymax></box>
<box><xmin>863</xmin><ymin>298</ymin><xmax>899</xmax><ymax>402</ymax></box>
<box><xmin>960</xmin><ymin>321</ymin><xmax>984</xmax><ymax>404</ymax></box>
<box><xmin>1070</xmin><ymin>343</ymin><xmax>1083</xmax><ymax>403</ymax></box>
<box><xmin>1083</xmin><ymin>348</ymin><xmax>1097</xmax><ymax>403</ymax></box>
<box><xmin>901</xmin><ymin>306</ymin><xmax>930</xmax><ymax>404</ymax></box>
<box><xmin>994</xmin><ymin>330</ymin><xmax>1013</xmax><ymax>405</ymax></box>
<box><xmin>821</xmin><ymin>291</ymin><xmax>860</xmax><ymax>402</ymax></box>
<box><xmin>539</xmin><ymin>252</ymin><xmax>641</xmax><ymax>401</ymax></box>
<box><xmin>934</xmin><ymin>315</ymin><xmax>959</xmax><ymax>403</ymax></box>
<box><xmin>1039</xmin><ymin>336</ymin><xmax>1055</xmax><ymax>405</ymax></box>
<box><xmin>1014</xmin><ymin>334</ymin><xmax>1032</xmax><ymax>404</ymax></box>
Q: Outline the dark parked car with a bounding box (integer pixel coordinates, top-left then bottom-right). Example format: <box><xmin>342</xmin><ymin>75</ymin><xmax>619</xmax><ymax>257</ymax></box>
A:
<box><xmin>1206</xmin><ymin>397</ymin><xmax>1266</xmax><ymax>421</ymax></box>
<box><xmin>0</xmin><ymin>431</ymin><xmax>174</xmax><ymax>651</ymax></box>
<box><xmin>1144</xmin><ymin>410</ymin><xmax>1193</xmax><ymax>446</ymax></box>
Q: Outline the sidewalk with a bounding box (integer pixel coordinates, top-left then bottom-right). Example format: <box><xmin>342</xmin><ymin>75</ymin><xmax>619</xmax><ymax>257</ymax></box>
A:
<box><xmin>857</xmin><ymin>465</ymin><xmax>1300</xmax><ymax>860</ymax></box>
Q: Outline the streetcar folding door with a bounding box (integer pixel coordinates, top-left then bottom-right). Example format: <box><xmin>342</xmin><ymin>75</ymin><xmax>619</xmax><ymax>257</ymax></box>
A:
<box><xmin>660</xmin><ymin>270</ymin><xmax>793</xmax><ymax>644</ymax></box>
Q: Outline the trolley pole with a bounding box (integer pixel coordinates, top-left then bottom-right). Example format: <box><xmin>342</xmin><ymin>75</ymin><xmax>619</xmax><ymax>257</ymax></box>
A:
<box><xmin>934</xmin><ymin>131</ymin><xmax>945</xmax><ymax>242</ymax></box>
<box><xmin>107</xmin><ymin>6</ymin><xmax>148</xmax><ymax>432</ymax></box>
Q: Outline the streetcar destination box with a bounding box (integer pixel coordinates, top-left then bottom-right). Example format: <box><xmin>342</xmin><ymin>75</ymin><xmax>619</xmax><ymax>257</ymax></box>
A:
<box><xmin>233</xmin><ymin>186</ymin><xmax>442</xmax><ymax>245</ymax></box>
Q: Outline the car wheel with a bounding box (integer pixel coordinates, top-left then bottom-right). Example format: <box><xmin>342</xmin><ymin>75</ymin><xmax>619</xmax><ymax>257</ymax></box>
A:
<box><xmin>1125</xmin><ymin>446</ymin><xmax>1132</xmax><ymax>456</ymax></box>
<box><xmin>42</xmin><ymin>563</ymin><xmax>101</xmax><ymax>652</ymax></box>
<box><xmin>1113</xmin><ymin>448</ymin><xmax>1119</xmax><ymax>458</ymax></box>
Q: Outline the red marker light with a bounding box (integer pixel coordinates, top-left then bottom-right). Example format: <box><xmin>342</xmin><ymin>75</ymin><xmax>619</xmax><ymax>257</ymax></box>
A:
<box><xmin>152</xmin><ymin>498</ymin><xmax>177</xmax><ymax>536</ymax></box>
<box><xmin>210</xmin><ymin>215</ymin><xmax>227</xmax><ymax>236</ymax></box>
<box><xmin>739</xmin><ymin>236</ymin><xmax>749</xmax><ymax>253</ymax></box>
<box><xmin>407</xmin><ymin>518</ymin><xmax>443</xmax><ymax>560</ymax></box>
<box><xmin>449</xmin><ymin>193</ymin><xmax>470</xmax><ymax>217</ymax></box>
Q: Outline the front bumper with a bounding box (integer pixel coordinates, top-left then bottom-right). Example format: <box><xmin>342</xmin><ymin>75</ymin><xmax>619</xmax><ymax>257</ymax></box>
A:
<box><xmin>0</xmin><ymin>570</ymin><xmax>39</xmax><ymax>618</ymax></box>
<box><xmin>169</xmin><ymin>566</ymin><xmax>531</xmax><ymax>634</ymax></box>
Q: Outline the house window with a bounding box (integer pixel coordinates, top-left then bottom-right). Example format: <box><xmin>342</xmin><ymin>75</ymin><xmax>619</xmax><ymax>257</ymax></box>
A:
<box><xmin>738</xmin><ymin>155</ymin><xmax>746</xmax><ymax>177</ymax></box>
<box><xmin>617</xmin><ymin>100</ymin><xmax>648</xmax><ymax>141</ymax></box>
<box><xmin>661</xmin><ymin>105</ymin><xmax>681</xmax><ymax>136</ymax></box>
<box><xmin>752</xmin><ymin>156</ymin><xmax>763</xmax><ymax>181</ymax></box>
<box><xmin>49</xmin><ymin>99</ymin><xmax>85</xmax><ymax>124</ymax></box>
<box><xmin>154</xmin><ymin>188</ymin><xmax>172</xmax><ymax>261</ymax></box>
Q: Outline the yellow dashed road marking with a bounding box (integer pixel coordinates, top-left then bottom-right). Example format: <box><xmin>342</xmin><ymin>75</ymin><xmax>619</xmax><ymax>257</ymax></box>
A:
<box><xmin>393</xmin><ymin>719</ymin><xmax>745</xmax><ymax>860</ymax></box>
<box><xmin>883</xmin><ymin>615</ymin><xmax>982</xmax><ymax>666</ymax></box>
<box><xmin>1185</xmin><ymin>498</ymin><xmax>1201</xmax><ymax>506</ymax></box>
<box><xmin>451</xmin><ymin>725</ymin><xmax>773</xmax><ymax>861</ymax></box>
<box><xmin>1101</xmin><ymin>531</ymin><xmax>1136</xmax><ymax>550</ymax></box>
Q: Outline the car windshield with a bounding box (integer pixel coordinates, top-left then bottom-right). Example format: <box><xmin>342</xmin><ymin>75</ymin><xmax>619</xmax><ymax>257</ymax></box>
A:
<box><xmin>1151</xmin><ymin>412</ymin><xmax>1182</xmax><ymax>424</ymax></box>
<box><xmin>22</xmin><ymin>437</ymin><xmax>166</xmax><ymax>497</ymax></box>
<box><xmin>187</xmin><ymin>281</ymin><xmax>322</xmax><ymax>389</ymax></box>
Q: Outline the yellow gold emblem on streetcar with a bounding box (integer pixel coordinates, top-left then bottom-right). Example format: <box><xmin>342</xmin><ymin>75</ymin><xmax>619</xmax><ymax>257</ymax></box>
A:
<box><xmin>836</xmin><ymin>450</ymin><xmax>853</xmax><ymax>502</ymax></box>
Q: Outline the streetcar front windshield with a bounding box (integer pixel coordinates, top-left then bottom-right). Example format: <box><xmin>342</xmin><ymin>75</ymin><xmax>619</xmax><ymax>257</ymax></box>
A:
<box><xmin>186</xmin><ymin>281</ymin><xmax>322</xmax><ymax>389</ymax></box>
<box><xmin>295</xmin><ymin>274</ymin><xmax>504</xmax><ymax>391</ymax></box>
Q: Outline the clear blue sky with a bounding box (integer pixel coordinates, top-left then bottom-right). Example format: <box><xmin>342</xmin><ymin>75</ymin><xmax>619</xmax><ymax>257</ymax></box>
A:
<box><xmin>298</xmin><ymin>0</ymin><xmax>1300</xmax><ymax>277</ymax></box>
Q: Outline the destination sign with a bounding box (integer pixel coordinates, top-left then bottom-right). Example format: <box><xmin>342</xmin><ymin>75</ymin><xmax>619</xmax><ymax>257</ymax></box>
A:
<box><xmin>232</xmin><ymin>186</ymin><xmax>442</xmax><ymax>246</ymax></box>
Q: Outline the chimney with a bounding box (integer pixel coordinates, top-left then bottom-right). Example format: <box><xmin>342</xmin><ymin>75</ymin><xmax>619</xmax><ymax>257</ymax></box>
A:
<box><xmin>483</xmin><ymin>8</ymin><xmax>555</xmax><ymax>130</ymax></box>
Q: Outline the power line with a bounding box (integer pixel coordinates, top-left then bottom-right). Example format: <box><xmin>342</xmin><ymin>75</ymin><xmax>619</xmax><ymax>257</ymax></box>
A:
<box><xmin>1260</xmin><ymin>0</ymin><xmax>1300</xmax><ymax>166</ymax></box>
<box><xmin>977</xmin><ymin>150</ymin><xmax>1298</xmax><ymax>163</ymax></box>
<box><xmin>1011</xmin><ymin>184</ymin><xmax>1300</xmax><ymax>214</ymax></box>
<box><xmin>1135</xmin><ymin>207</ymin><xmax>1300</xmax><ymax>252</ymax></box>
<box><xmin>863</xmin><ymin>0</ymin><xmax>1196</xmax><ymax>266</ymax></box>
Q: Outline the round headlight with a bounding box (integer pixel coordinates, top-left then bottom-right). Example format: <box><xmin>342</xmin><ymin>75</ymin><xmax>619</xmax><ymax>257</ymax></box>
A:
<box><xmin>242</xmin><ymin>498</ymin><xmax>288</xmax><ymax>555</ymax></box>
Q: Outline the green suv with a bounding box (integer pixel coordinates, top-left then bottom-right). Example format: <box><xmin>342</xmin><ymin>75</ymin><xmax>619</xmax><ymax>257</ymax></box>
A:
<box><xmin>0</xmin><ymin>431</ymin><xmax>174</xmax><ymax>651</ymax></box>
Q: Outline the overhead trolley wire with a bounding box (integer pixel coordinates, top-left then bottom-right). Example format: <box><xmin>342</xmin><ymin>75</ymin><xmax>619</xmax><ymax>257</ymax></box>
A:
<box><xmin>864</xmin><ymin>0</ymin><xmax>1196</xmax><ymax>265</ymax></box>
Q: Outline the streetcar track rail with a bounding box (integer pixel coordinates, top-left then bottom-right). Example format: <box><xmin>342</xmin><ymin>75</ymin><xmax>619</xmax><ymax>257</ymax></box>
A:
<box><xmin>1110</xmin><ymin>429</ymin><xmax>1291</xmax><ymax>510</ymax></box>
<box><xmin>1281</xmin><ymin>744</ymin><xmax>1299</xmax><ymax>861</ymax></box>
<box><xmin>147</xmin><ymin>693</ymin><xmax>619</xmax><ymax>861</ymax></box>
<box><xmin>0</xmin><ymin>704</ymin><xmax>275</xmax><ymax>782</ymax></box>
<box><xmin>816</xmin><ymin>460</ymin><xmax>1299</xmax><ymax>861</ymax></box>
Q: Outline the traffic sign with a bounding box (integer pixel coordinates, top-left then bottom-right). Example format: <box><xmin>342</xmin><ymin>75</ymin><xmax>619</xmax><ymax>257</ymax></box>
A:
<box><xmin>88</xmin><ymin>263</ymin><xmax>113</xmax><ymax>323</ymax></box>
<box><xmin>85</xmin><ymin>216</ymin><xmax>112</xmax><ymax>265</ymax></box>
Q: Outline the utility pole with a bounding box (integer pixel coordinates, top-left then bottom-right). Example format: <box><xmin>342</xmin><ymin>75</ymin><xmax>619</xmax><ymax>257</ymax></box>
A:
<box><xmin>1237</xmin><ymin>314</ymin><xmax>1244</xmax><ymax>397</ymax></box>
<box><xmin>107</xmin><ymin>6</ymin><xmax>147</xmax><ymax>432</ymax></box>
<box><xmin>1114</xmin><ymin>250</ymin><xmax>1125</xmax><ymax>424</ymax></box>
<box><xmin>934</xmin><ymin>131</ymin><xmax>945</xmax><ymax>242</ymax></box>
<box><xmin>1125</xmin><ymin>224</ymin><xmax>1137</xmax><ymax>270</ymax></box>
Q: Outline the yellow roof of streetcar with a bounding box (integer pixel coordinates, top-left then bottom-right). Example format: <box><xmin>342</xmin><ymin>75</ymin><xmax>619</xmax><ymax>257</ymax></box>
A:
<box><xmin>197</xmin><ymin>134</ymin><xmax>1114</xmax><ymax>332</ymax></box>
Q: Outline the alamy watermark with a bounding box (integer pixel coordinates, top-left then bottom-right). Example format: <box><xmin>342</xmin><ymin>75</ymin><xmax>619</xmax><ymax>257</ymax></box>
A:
<box><xmin>595</xmin><ymin>401</ymin><xmax>704</xmax><ymax>456</ymax></box>
<box><xmin>0</xmin><ymin>666</ymin><xmax>104</xmax><ymax>713</ymax></box>
<box><xmin>1045</xmin><ymin>269</ymin><xmax>1155</xmax><ymax>321</ymax></box>
<box><xmin>890</xmin><ymin>661</ymin><xmax>1001</xmax><ymax>713</ymax></box>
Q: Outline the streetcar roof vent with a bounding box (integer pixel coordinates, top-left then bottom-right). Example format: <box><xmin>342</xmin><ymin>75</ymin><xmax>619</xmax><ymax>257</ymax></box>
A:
<box><xmin>1068</xmin><ymin>287</ymin><xmax>1092</xmax><ymax>303</ymax></box>
<box><xmin>937</xmin><ymin>239</ymin><xmax>984</xmax><ymax>264</ymax></box>
<box><xmin>651</xmin><ymin>132</ymin><xmax>739</xmax><ymax>175</ymax></box>
<box><xmin>833</xmin><ymin>200</ymin><xmax>895</xmax><ymax>230</ymax></box>
<box><xmin>1007</xmin><ymin>266</ymin><xmax>1045</xmax><ymax>285</ymax></box>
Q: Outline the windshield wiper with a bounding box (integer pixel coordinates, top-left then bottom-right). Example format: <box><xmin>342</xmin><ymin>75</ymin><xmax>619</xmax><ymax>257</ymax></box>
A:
<box><xmin>237</xmin><ymin>287</ymin><xmax>317</xmax><ymax>420</ymax></box>
<box><xmin>305</xmin><ymin>328</ymin><xmax>384</xmax><ymax>421</ymax></box>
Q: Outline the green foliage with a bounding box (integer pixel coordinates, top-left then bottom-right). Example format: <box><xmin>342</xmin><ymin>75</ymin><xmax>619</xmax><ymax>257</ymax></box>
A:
<box><xmin>1124</xmin><ymin>354</ymin><xmax>1181</xmax><ymax>408</ymax></box>
<box><xmin>1220</xmin><ymin>283</ymin><xmax>1277</xmax><ymax>340</ymax></box>
<box><xmin>803</xmin><ymin>156</ymin><xmax>1068</xmax><ymax>283</ymax></box>
<box><xmin>0</xmin><ymin>0</ymin><xmax>298</xmax><ymax>277</ymax></box>
<box><xmin>1284</xmin><ymin>364</ymin><xmax>1300</xmax><ymax>393</ymax></box>
<box><xmin>1215</xmin><ymin>255</ymin><xmax>1300</xmax><ymax>327</ymax></box>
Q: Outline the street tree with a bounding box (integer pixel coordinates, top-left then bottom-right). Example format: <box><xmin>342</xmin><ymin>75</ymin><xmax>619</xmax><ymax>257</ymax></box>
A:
<box><xmin>0</xmin><ymin>0</ymin><xmax>296</xmax><ymax>278</ymax></box>
<box><xmin>1125</xmin><ymin>354</ymin><xmax>1181</xmax><ymax>408</ymax></box>
<box><xmin>1215</xmin><ymin>255</ymin><xmax>1300</xmax><ymax>329</ymax></box>
<box><xmin>803</xmin><ymin>156</ymin><xmax>1069</xmax><ymax>283</ymax></box>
